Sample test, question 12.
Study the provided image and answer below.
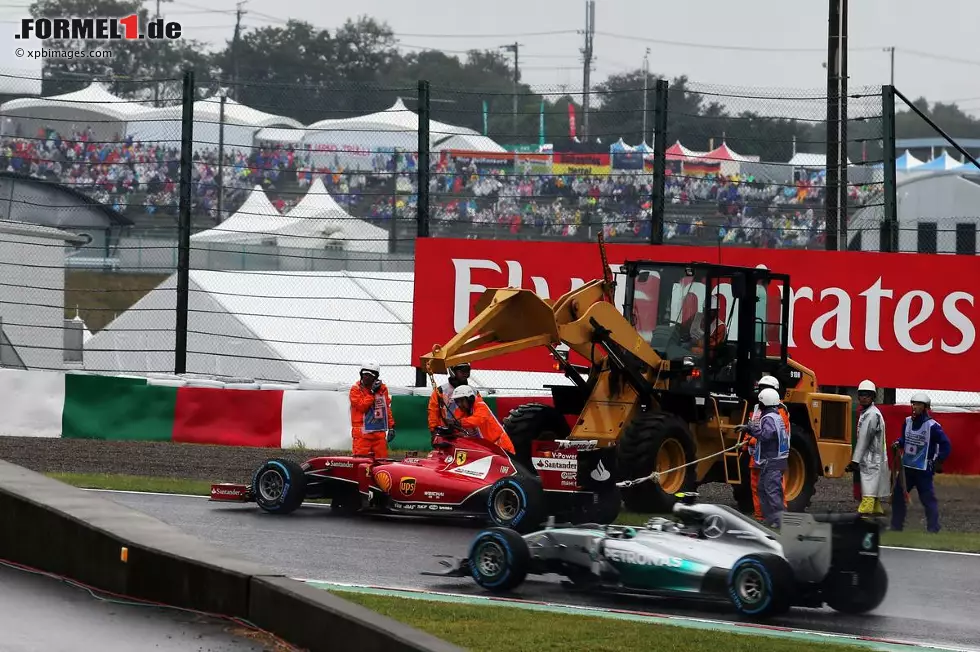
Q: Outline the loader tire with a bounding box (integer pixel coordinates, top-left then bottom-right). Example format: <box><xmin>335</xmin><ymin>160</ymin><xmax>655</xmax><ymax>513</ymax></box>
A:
<box><xmin>502</xmin><ymin>403</ymin><xmax>571</xmax><ymax>473</ymax></box>
<box><xmin>618</xmin><ymin>412</ymin><xmax>697</xmax><ymax>514</ymax></box>
<box><xmin>784</xmin><ymin>424</ymin><xmax>819</xmax><ymax>512</ymax></box>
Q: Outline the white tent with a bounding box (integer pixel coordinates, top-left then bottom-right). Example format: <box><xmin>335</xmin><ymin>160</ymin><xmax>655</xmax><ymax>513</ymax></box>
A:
<box><xmin>431</xmin><ymin>133</ymin><xmax>507</xmax><ymax>153</ymax></box>
<box><xmin>0</xmin><ymin>81</ymin><xmax>149</xmax><ymax>139</ymax></box>
<box><xmin>0</xmin><ymin>81</ymin><xmax>149</xmax><ymax>121</ymax></box>
<box><xmin>189</xmin><ymin>181</ymin><xmax>390</xmax><ymax>256</ymax></box>
<box><xmin>254</xmin><ymin>127</ymin><xmax>305</xmax><ymax>145</ymax></box>
<box><xmin>190</xmin><ymin>184</ymin><xmax>289</xmax><ymax>245</ymax></box>
<box><xmin>82</xmin><ymin>270</ymin><xmax>569</xmax><ymax>393</ymax></box>
<box><xmin>284</xmin><ymin>178</ymin><xmax>389</xmax><ymax>253</ymax></box>
<box><xmin>917</xmin><ymin>150</ymin><xmax>962</xmax><ymax>171</ymax></box>
<box><xmin>127</xmin><ymin>91</ymin><xmax>303</xmax><ymax>154</ymax></box>
<box><xmin>302</xmin><ymin>98</ymin><xmax>503</xmax><ymax>169</ymax></box>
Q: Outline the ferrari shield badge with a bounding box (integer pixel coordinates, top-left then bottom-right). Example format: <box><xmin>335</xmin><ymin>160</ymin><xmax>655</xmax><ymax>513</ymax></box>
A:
<box><xmin>400</xmin><ymin>477</ymin><xmax>417</xmax><ymax>497</ymax></box>
<box><xmin>455</xmin><ymin>450</ymin><xmax>467</xmax><ymax>466</ymax></box>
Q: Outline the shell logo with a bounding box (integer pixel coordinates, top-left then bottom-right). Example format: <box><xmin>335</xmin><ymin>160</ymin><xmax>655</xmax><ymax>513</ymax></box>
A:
<box><xmin>375</xmin><ymin>470</ymin><xmax>392</xmax><ymax>493</ymax></box>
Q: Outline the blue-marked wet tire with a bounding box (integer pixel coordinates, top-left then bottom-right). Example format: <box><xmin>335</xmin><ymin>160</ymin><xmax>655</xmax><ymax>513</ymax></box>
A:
<box><xmin>486</xmin><ymin>475</ymin><xmax>544</xmax><ymax>534</ymax></box>
<box><xmin>252</xmin><ymin>459</ymin><xmax>306</xmax><ymax>514</ymax></box>
<box><xmin>727</xmin><ymin>553</ymin><xmax>794</xmax><ymax>617</ymax></box>
<box><xmin>468</xmin><ymin>527</ymin><xmax>531</xmax><ymax>592</ymax></box>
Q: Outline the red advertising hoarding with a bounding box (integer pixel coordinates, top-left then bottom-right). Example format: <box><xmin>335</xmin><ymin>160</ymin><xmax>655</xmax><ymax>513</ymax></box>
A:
<box><xmin>410</xmin><ymin>238</ymin><xmax>979</xmax><ymax>392</ymax></box>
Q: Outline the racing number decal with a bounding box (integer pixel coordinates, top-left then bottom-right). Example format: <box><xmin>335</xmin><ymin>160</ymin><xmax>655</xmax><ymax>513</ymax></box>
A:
<box><xmin>375</xmin><ymin>470</ymin><xmax>392</xmax><ymax>492</ymax></box>
<box><xmin>399</xmin><ymin>477</ymin><xmax>417</xmax><ymax>497</ymax></box>
<box><xmin>455</xmin><ymin>451</ymin><xmax>467</xmax><ymax>466</ymax></box>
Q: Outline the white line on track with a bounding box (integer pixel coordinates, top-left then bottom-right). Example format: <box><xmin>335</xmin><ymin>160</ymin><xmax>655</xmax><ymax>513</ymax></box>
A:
<box><xmin>80</xmin><ymin>488</ymin><xmax>980</xmax><ymax>556</ymax></box>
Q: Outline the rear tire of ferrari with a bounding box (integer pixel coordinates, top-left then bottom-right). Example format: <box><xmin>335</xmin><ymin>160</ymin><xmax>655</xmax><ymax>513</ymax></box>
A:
<box><xmin>468</xmin><ymin>527</ymin><xmax>531</xmax><ymax>592</ymax></box>
<box><xmin>502</xmin><ymin>403</ymin><xmax>571</xmax><ymax>474</ymax></box>
<box><xmin>486</xmin><ymin>475</ymin><xmax>545</xmax><ymax>534</ymax></box>
<box><xmin>727</xmin><ymin>553</ymin><xmax>795</xmax><ymax>618</ymax></box>
<box><xmin>825</xmin><ymin>560</ymin><xmax>889</xmax><ymax>614</ymax></box>
<box><xmin>252</xmin><ymin>459</ymin><xmax>306</xmax><ymax>515</ymax></box>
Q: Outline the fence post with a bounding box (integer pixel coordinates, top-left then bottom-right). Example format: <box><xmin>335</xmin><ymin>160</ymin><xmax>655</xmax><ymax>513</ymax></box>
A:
<box><xmin>417</xmin><ymin>79</ymin><xmax>431</xmax><ymax>239</ymax></box>
<box><xmin>881</xmin><ymin>85</ymin><xmax>898</xmax><ymax>253</ymax></box>
<box><xmin>825</xmin><ymin>0</ymin><xmax>842</xmax><ymax>251</ymax></box>
<box><xmin>414</xmin><ymin>80</ymin><xmax>431</xmax><ymax>388</ymax></box>
<box><xmin>649</xmin><ymin>78</ymin><xmax>668</xmax><ymax>245</ymax></box>
<box><xmin>174</xmin><ymin>68</ymin><xmax>195</xmax><ymax>375</ymax></box>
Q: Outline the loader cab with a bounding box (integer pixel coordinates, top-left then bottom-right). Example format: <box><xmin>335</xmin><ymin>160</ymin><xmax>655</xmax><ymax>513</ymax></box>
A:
<box><xmin>620</xmin><ymin>260</ymin><xmax>790</xmax><ymax>403</ymax></box>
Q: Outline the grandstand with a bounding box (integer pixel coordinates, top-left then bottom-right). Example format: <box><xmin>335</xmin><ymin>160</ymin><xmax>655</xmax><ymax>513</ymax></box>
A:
<box><xmin>7</xmin><ymin>78</ymin><xmax>976</xmax><ymax>270</ymax></box>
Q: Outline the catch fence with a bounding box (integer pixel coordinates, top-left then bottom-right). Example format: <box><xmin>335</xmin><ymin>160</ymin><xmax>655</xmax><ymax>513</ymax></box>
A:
<box><xmin>9</xmin><ymin>66</ymin><xmax>974</xmax><ymax>401</ymax></box>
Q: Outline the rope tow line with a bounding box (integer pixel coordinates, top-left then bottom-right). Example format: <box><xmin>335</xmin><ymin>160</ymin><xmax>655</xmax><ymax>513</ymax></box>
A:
<box><xmin>616</xmin><ymin>440</ymin><xmax>748</xmax><ymax>488</ymax></box>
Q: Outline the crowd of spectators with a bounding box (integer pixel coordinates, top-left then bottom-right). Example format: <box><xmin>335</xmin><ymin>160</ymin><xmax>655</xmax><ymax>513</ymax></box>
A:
<box><xmin>0</xmin><ymin>127</ymin><xmax>882</xmax><ymax>248</ymax></box>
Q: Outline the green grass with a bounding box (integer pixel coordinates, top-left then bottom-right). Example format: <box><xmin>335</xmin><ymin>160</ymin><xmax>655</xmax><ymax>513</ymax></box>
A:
<box><xmin>49</xmin><ymin>472</ymin><xmax>980</xmax><ymax>553</ymax></box>
<box><xmin>331</xmin><ymin>591</ymin><xmax>870</xmax><ymax>652</ymax></box>
<box><xmin>47</xmin><ymin>472</ymin><xmax>213</xmax><ymax>495</ymax></box>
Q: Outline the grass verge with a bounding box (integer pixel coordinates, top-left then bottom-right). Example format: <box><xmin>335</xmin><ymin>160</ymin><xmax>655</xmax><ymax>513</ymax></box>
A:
<box><xmin>48</xmin><ymin>472</ymin><xmax>213</xmax><ymax>495</ymax></box>
<box><xmin>49</xmin><ymin>472</ymin><xmax>980</xmax><ymax>554</ymax></box>
<box><xmin>330</xmin><ymin>590</ymin><xmax>868</xmax><ymax>652</ymax></box>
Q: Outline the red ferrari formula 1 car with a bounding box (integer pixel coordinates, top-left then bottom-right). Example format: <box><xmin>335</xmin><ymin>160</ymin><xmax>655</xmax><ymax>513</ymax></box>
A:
<box><xmin>210</xmin><ymin>426</ymin><xmax>622</xmax><ymax>533</ymax></box>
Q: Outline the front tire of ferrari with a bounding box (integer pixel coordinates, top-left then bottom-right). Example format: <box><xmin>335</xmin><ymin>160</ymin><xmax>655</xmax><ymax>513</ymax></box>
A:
<box><xmin>252</xmin><ymin>459</ymin><xmax>306</xmax><ymax>515</ymax></box>
<box><xmin>486</xmin><ymin>476</ymin><xmax>545</xmax><ymax>534</ymax></box>
<box><xmin>618</xmin><ymin>412</ymin><xmax>697</xmax><ymax>514</ymax></box>
<box><xmin>727</xmin><ymin>553</ymin><xmax>794</xmax><ymax>618</ymax></box>
<box><xmin>825</xmin><ymin>560</ymin><xmax>889</xmax><ymax>614</ymax></box>
<box><xmin>468</xmin><ymin>527</ymin><xmax>531</xmax><ymax>592</ymax></box>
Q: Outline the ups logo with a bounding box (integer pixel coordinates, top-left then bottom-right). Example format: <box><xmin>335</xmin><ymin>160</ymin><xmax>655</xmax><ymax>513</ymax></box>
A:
<box><xmin>399</xmin><ymin>477</ymin><xmax>417</xmax><ymax>497</ymax></box>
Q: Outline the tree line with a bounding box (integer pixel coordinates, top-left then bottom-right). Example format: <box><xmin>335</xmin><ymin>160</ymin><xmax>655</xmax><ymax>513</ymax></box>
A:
<box><xmin>29</xmin><ymin>0</ymin><xmax>980</xmax><ymax>163</ymax></box>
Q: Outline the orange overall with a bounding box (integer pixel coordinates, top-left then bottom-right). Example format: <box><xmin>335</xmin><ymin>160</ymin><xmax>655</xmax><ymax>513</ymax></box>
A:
<box><xmin>350</xmin><ymin>381</ymin><xmax>394</xmax><ymax>458</ymax></box>
<box><xmin>427</xmin><ymin>382</ymin><xmax>486</xmax><ymax>432</ymax></box>
<box><xmin>459</xmin><ymin>401</ymin><xmax>516</xmax><ymax>455</ymax></box>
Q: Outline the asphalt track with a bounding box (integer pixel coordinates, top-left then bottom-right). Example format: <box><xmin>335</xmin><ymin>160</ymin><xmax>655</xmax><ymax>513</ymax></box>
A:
<box><xmin>0</xmin><ymin>560</ymin><xmax>267</xmax><ymax>652</ymax></box>
<box><xmin>100</xmin><ymin>490</ymin><xmax>980</xmax><ymax>651</ymax></box>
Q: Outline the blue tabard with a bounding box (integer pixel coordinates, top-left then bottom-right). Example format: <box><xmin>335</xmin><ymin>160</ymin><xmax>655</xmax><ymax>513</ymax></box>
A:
<box><xmin>753</xmin><ymin>411</ymin><xmax>790</xmax><ymax>466</ymax></box>
<box><xmin>362</xmin><ymin>393</ymin><xmax>390</xmax><ymax>433</ymax></box>
<box><xmin>902</xmin><ymin>416</ymin><xmax>937</xmax><ymax>471</ymax></box>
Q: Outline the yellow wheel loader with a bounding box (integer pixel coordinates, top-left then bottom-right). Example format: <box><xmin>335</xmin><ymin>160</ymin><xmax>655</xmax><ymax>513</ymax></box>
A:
<box><xmin>420</xmin><ymin>248</ymin><xmax>853</xmax><ymax>515</ymax></box>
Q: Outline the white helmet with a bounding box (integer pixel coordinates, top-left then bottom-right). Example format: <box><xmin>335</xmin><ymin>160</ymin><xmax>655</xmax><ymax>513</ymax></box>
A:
<box><xmin>360</xmin><ymin>361</ymin><xmax>380</xmax><ymax>376</ymax></box>
<box><xmin>758</xmin><ymin>388</ymin><xmax>781</xmax><ymax>407</ymax></box>
<box><xmin>858</xmin><ymin>380</ymin><xmax>876</xmax><ymax>393</ymax></box>
<box><xmin>453</xmin><ymin>385</ymin><xmax>476</xmax><ymax>401</ymax></box>
<box><xmin>758</xmin><ymin>375</ymin><xmax>779</xmax><ymax>391</ymax></box>
<box><xmin>910</xmin><ymin>391</ymin><xmax>930</xmax><ymax>407</ymax></box>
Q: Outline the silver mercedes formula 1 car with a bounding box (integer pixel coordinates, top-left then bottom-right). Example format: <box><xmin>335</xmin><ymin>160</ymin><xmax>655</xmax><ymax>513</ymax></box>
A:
<box><xmin>424</xmin><ymin>493</ymin><xmax>888</xmax><ymax>618</ymax></box>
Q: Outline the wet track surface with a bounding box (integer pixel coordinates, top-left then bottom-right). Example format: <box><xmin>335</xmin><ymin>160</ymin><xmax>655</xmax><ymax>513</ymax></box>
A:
<box><xmin>103</xmin><ymin>491</ymin><xmax>980</xmax><ymax>650</ymax></box>
<box><xmin>0</xmin><ymin>560</ymin><xmax>268</xmax><ymax>652</ymax></box>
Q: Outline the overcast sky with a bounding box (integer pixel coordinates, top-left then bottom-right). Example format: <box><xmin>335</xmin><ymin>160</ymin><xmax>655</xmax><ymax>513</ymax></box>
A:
<box><xmin>1</xmin><ymin>0</ymin><xmax>978</xmax><ymax>115</ymax></box>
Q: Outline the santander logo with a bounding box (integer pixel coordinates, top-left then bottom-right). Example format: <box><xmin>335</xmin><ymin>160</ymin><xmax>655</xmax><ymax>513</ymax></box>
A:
<box><xmin>450</xmin><ymin>257</ymin><xmax>976</xmax><ymax>356</ymax></box>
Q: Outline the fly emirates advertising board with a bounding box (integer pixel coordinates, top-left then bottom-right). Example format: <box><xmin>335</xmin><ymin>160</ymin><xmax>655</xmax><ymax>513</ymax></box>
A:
<box><xmin>410</xmin><ymin>238</ymin><xmax>978</xmax><ymax>392</ymax></box>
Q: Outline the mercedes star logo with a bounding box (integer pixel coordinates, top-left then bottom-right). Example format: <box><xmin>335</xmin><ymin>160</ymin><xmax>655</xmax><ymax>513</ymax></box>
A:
<box><xmin>702</xmin><ymin>514</ymin><xmax>725</xmax><ymax>538</ymax></box>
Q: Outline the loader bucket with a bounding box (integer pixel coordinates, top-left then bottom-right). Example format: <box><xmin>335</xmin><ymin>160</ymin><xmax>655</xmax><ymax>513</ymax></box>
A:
<box><xmin>421</xmin><ymin>288</ymin><xmax>561</xmax><ymax>375</ymax></box>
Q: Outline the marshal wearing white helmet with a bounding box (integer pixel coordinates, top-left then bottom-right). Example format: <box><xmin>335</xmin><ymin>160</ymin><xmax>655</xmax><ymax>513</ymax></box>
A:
<box><xmin>846</xmin><ymin>380</ymin><xmax>890</xmax><ymax>515</ymax></box>
<box><xmin>746</xmin><ymin>375</ymin><xmax>790</xmax><ymax>521</ymax></box>
<box><xmin>743</xmin><ymin>387</ymin><xmax>790</xmax><ymax>527</ymax></box>
<box><xmin>890</xmin><ymin>391</ymin><xmax>952</xmax><ymax>533</ymax></box>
